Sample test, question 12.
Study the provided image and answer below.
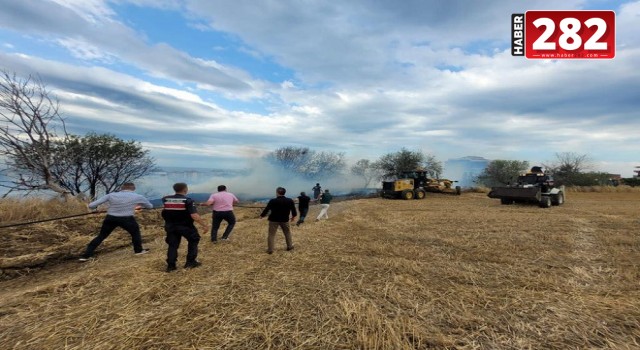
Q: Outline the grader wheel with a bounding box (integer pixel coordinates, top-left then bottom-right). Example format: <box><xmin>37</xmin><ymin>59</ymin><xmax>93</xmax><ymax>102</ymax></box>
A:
<box><xmin>539</xmin><ymin>196</ymin><xmax>552</xmax><ymax>208</ymax></box>
<box><xmin>401</xmin><ymin>189</ymin><xmax>414</xmax><ymax>200</ymax></box>
<box><xmin>552</xmin><ymin>192</ymin><xmax>565</xmax><ymax>206</ymax></box>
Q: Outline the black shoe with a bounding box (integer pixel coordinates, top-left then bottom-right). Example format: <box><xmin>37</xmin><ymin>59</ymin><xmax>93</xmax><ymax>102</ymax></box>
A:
<box><xmin>184</xmin><ymin>261</ymin><xmax>202</xmax><ymax>269</ymax></box>
<box><xmin>166</xmin><ymin>265</ymin><xmax>177</xmax><ymax>272</ymax></box>
<box><xmin>211</xmin><ymin>240</ymin><xmax>218</xmax><ymax>244</ymax></box>
<box><xmin>287</xmin><ymin>246</ymin><xmax>294</xmax><ymax>251</ymax></box>
<box><xmin>266</xmin><ymin>250</ymin><xmax>273</xmax><ymax>254</ymax></box>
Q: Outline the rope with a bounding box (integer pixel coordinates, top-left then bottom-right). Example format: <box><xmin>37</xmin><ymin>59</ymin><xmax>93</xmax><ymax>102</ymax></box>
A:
<box><xmin>234</xmin><ymin>204</ymin><xmax>267</xmax><ymax>209</ymax></box>
<box><xmin>0</xmin><ymin>211</ymin><xmax>104</xmax><ymax>229</ymax></box>
<box><xmin>0</xmin><ymin>204</ymin><xmax>267</xmax><ymax>230</ymax></box>
<box><xmin>196</xmin><ymin>203</ymin><xmax>266</xmax><ymax>209</ymax></box>
<box><xmin>0</xmin><ymin>207</ymin><xmax>166</xmax><ymax>230</ymax></box>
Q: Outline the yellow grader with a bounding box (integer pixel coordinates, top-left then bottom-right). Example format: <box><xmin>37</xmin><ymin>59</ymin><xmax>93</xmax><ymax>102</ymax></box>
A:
<box><xmin>380</xmin><ymin>170</ymin><xmax>461</xmax><ymax>199</ymax></box>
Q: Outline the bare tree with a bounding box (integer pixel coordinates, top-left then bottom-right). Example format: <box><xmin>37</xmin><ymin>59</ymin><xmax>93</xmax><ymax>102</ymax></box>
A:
<box><xmin>350</xmin><ymin>159</ymin><xmax>382</xmax><ymax>188</ymax></box>
<box><xmin>423</xmin><ymin>154</ymin><xmax>443</xmax><ymax>178</ymax></box>
<box><xmin>545</xmin><ymin>152</ymin><xmax>592</xmax><ymax>173</ymax></box>
<box><xmin>266</xmin><ymin>146</ymin><xmax>311</xmax><ymax>172</ymax></box>
<box><xmin>303</xmin><ymin>151</ymin><xmax>345</xmax><ymax>179</ymax></box>
<box><xmin>0</xmin><ymin>71</ymin><xmax>71</xmax><ymax>197</ymax></box>
<box><xmin>543</xmin><ymin>152</ymin><xmax>592</xmax><ymax>186</ymax></box>
<box><xmin>0</xmin><ymin>72</ymin><xmax>156</xmax><ymax>199</ymax></box>
<box><xmin>266</xmin><ymin>146</ymin><xmax>344</xmax><ymax>179</ymax></box>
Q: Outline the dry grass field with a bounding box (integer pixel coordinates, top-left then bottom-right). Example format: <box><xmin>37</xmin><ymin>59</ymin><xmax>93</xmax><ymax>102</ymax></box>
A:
<box><xmin>0</xmin><ymin>191</ymin><xmax>639</xmax><ymax>349</ymax></box>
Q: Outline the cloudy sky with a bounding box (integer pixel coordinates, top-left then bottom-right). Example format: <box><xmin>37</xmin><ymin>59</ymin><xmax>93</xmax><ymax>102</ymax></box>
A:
<box><xmin>0</xmin><ymin>0</ymin><xmax>638</xmax><ymax>176</ymax></box>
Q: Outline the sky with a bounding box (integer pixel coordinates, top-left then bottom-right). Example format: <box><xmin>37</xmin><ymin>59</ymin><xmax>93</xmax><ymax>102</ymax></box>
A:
<box><xmin>0</xmin><ymin>0</ymin><xmax>638</xmax><ymax>177</ymax></box>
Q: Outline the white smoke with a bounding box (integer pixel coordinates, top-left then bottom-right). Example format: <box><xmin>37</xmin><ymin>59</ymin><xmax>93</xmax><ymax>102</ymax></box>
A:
<box><xmin>177</xmin><ymin>157</ymin><xmax>373</xmax><ymax>201</ymax></box>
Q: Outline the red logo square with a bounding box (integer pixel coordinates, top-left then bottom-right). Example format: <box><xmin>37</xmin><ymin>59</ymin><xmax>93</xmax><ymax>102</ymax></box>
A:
<box><xmin>524</xmin><ymin>10</ymin><xmax>615</xmax><ymax>59</ymax></box>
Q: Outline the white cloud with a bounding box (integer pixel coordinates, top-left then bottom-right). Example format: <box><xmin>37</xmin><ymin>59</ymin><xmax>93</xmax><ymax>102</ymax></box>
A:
<box><xmin>57</xmin><ymin>38</ymin><xmax>117</xmax><ymax>62</ymax></box>
<box><xmin>0</xmin><ymin>0</ymin><xmax>638</xmax><ymax>177</ymax></box>
<box><xmin>50</xmin><ymin>0</ymin><xmax>116</xmax><ymax>23</ymax></box>
<box><xmin>0</xmin><ymin>0</ymin><xmax>261</xmax><ymax>92</ymax></box>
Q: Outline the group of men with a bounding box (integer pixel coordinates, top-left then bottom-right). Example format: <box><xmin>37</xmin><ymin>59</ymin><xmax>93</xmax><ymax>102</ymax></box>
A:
<box><xmin>78</xmin><ymin>182</ymin><xmax>333</xmax><ymax>272</ymax></box>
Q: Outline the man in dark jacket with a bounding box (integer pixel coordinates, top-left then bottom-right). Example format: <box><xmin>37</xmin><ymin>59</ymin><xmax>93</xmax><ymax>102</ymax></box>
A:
<box><xmin>312</xmin><ymin>183</ymin><xmax>322</xmax><ymax>200</ymax></box>
<box><xmin>259</xmin><ymin>187</ymin><xmax>297</xmax><ymax>254</ymax></box>
<box><xmin>296</xmin><ymin>191</ymin><xmax>311</xmax><ymax>226</ymax></box>
<box><xmin>161</xmin><ymin>183</ymin><xmax>209</xmax><ymax>272</ymax></box>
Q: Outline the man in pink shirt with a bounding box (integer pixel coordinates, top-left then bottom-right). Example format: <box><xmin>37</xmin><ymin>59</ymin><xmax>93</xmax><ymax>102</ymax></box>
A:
<box><xmin>205</xmin><ymin>185</ymin><xmax>240</xmax><ymax>242</ymax></box>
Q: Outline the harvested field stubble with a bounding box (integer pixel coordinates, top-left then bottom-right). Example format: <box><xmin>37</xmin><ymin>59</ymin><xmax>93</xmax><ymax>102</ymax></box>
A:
<box><xmin>0</xmin><ymin>192</ymin><xmax>639</xmax><ymax>349</ymax></box>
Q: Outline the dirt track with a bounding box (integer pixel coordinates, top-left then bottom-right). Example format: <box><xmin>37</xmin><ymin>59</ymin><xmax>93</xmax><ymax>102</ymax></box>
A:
<box><xmin>0</xmin><ymin>192</ymin><xmax>639</xmax><ymax>349</ymax></box>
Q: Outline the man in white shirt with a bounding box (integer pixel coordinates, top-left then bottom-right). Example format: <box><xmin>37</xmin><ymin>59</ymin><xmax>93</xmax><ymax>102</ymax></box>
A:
<box><xmin>79</xmin><ymin>182</ymin><xmax>153</xmax><ymax>261</ymax></box>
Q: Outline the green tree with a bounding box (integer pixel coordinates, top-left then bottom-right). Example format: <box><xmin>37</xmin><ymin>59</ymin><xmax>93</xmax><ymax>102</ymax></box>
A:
<box><xmin>374</xmin><ymin>148</ymin><xmax>425</xmax><ymax>178</ymax></box>
<box><xmin>568</xmin><ymin>171</ymin><xmax>613</xmax><ymax>186</ymax></box>
<box><xmin>476</xmin><ymin>160</ymin><xmax>530</xmax><ymax>187</ymax></box>
<box><xmin>59</xmin><ymin>133</ymin><xmax>156</xmax><ymax>199</ymax></box>
<box><xmin>622</xmin><ymin>177</ymin><xmax>640</xmax><ymax>187</ymax></box>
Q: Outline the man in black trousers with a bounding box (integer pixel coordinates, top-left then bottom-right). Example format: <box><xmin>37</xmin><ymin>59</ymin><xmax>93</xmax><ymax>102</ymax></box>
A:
<box><xmin>161</xmin><ymin>183</ymin><xmax>209</xmax><ymax>272</ymax></box>
<box><xmin>79</xmin><ymin>182</ymin><xmax>153</xmax><ymax>261</ymax></box>
<box><xmin>296</xmin><ymin>191</ymin><xmax>311</xmax><ymax>226</ymax></box>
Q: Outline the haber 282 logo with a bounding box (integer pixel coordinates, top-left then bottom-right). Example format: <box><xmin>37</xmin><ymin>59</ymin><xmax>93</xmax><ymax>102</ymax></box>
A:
<box><xmin>512</xmin><ymin>10</ymin><xmax>615</xmax><ymax>59</ymax></box>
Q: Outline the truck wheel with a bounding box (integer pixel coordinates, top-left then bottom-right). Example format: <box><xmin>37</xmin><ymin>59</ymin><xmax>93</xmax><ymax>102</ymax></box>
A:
<box><xmin>539</xmin><ymin>196</ymin><xmax>552</xmax><ymax>208</ymax></box>
<box><xmin>455</xmin><ymin>186</ymin><xmax>461</xmax><ymax>195</ymax></box>
<box><xmin>500</xmin><ymin>198</ymin><xmax>513</xmax><ymax>205</ymax></box>
<box><xmin>414</xmin><ymin>189</ymin><xmax>426</xmax><ymax>199</ymax></box>
<box><xmin>552</xmin><ymin>192</ymin><xmax>565</xmax><ymax>206</ymax></box>
<box><xmin>401</xmin><ymin>189</ymin><xmax>414</xmax><ymax>200</ymax></box>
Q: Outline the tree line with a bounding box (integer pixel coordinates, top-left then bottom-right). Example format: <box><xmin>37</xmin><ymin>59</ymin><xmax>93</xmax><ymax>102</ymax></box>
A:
<box><xmin>266</xmin><ymin>146</ymin><xmax>443</xmax><ymax>188</ymax></box>
<box><xmin>474</xmin><ymin>153</ymin><xmax>637</xmax><ymax>187</ymax></box>
<box><xmin>2</xmin><ymin>70</ymin><xmax>635</xmax><ymax>199</ymax></box>
<box><xmin>0</xmin><ymin>69</ymin><xmax>445</xmax><ymax>198</ymax></box>
<box><xmin>1</xmin><ymin>71</ymin><xmax>445</xmax><ymax>198</ymax></box>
